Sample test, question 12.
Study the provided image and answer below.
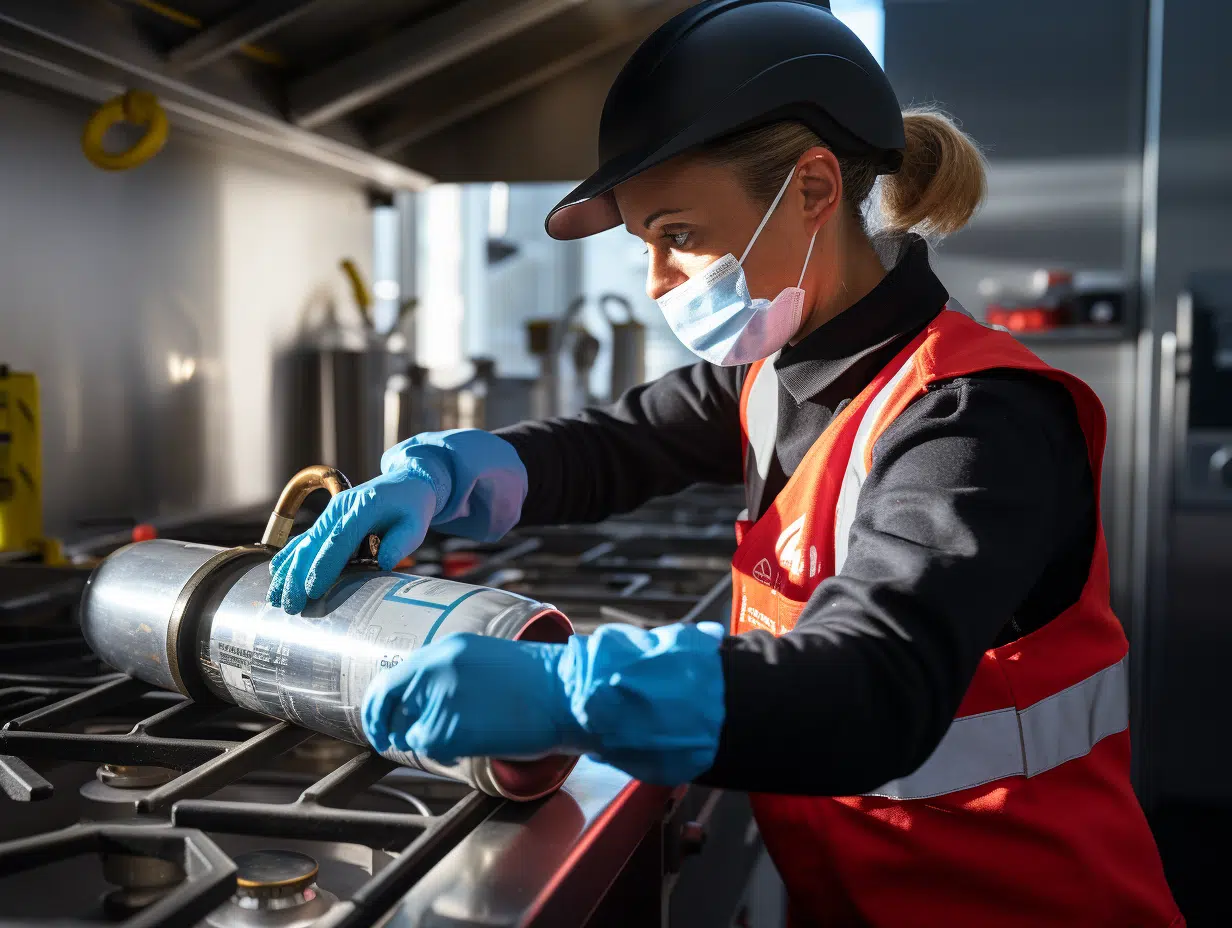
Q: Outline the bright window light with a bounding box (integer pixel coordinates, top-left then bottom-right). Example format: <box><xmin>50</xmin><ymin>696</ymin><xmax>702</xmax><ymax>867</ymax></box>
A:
<box><xmin>373</xmin><ymin>279</ymin><xmax>400</xmax><ymax>301</ymax></box>
<box><xmin>418</xmin><ymin>185</ymin><xmax>465</xmax><ymax>370</ymax></box>
<box><xmin>488</xmin><ymin>182</ymin><xmax>510</xmax><ymax>238</ymax></box>
<box><xmin>830</xmin><ymin>0</ymin><xmax>885</xmax><ymax>68</ymax></box>
<box><xmin>372</xmin><ymin>205</ymin><xmax>401</xmax><ymax>332</ymax></box>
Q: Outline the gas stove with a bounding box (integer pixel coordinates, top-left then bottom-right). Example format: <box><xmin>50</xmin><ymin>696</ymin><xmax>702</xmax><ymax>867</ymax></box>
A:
<box><xmin>0</xmin><ymin>486</ymin><xmax>769</xmax><ymax>928</ymax></box>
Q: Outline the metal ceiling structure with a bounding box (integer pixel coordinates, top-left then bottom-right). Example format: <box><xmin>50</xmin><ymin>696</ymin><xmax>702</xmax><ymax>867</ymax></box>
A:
<box><xmin>0</xmin><ymin>0</ymin><xmax>692</xmax><ymax>190</ymax></box>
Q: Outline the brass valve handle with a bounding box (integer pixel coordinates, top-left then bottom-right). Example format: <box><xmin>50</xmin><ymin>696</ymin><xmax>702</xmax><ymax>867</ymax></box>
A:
<box><xmin>262</xmin><ymin>465</ymin><xmax>380</xmax><ymax>561</ymax></box>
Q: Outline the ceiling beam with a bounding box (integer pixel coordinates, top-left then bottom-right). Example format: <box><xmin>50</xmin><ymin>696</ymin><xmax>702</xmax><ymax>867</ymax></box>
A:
<box><xmin>287</xmin><ymin>0</ymin><xmax>588</xmax><ymax>130</ymax></box>
<box><xmin>0</xmin><ymin>0</ymin><xmax>431</xmax><ymax>191</ymax></box>
<box><xmin>166</xmin><ymin>0</ymin><xmax>329</xmax><ymax>72</ymax></box>
<box><xmin>371</xmin><ymin>0</ymin><xmax>692</xmax><ymax>156</ymax></box>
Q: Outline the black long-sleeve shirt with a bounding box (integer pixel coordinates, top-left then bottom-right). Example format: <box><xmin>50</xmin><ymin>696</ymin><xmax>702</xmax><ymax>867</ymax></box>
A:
<box><xmin>497</xmin><ymin>238</ymin><xmax>1096</xmax><ymax>797</ymax></box>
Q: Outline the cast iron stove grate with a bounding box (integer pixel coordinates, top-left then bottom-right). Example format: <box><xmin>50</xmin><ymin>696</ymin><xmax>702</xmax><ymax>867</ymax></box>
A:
<box><xmin>0</xmin><ymin>656</ymin><xmax>498</xmax><ymax>928</ymax></box>
<box><xmin>0</xmin><ymin>484</ymin><xmax>746</xmax><ymax>926</ymax></box>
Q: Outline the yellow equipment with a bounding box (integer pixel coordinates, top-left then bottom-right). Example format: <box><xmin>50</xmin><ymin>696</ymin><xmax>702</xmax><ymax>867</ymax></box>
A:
<box><xmin>80</xmin><ymin>90</ymin><xmax>169</xmax><ymax>172</ymax></box>
<box><xmin>0</xmin><ymin>368</ymin><xmax>62</xmax><ymax>563</ymax></box>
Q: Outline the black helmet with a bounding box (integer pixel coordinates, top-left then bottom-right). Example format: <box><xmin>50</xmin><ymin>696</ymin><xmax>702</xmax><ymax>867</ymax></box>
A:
<box><xmin>545</xmin><ymin>0</ymin><xmax>905</xmax><ymax>240</ymax></box>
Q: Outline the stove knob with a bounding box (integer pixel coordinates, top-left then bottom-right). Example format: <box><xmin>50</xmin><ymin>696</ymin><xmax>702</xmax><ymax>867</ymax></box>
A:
<box><xmin>1210</xmin><ymin>447</ymin><xmax>1232</xmax><ymax>489</ymax></box>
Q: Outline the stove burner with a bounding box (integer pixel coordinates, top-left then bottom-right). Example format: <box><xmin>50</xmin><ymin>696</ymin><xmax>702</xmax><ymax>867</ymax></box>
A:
<box><xmin>206</xmin><ymin>850</ymin><xmax>338</xmax><ymax>928</ymax></box>
<box><xmin>237</xmin><ymin>849</ymin><xmax>318</xmax><ymax>894</ymax></box>
<box><xmin>102</xmin><ymin>881</ymin><xmax>182</xmax><ymax>920</ymax></box>
<box><xmin>80</xmin><ymin>764</ymin><xmax>179</xmax><ymax>822</ymax></box>
<box><xmin>96</xmin><ymin>763</ymin><xmax>176</xmax><ymax>789</ymax></box>
<box><xmin>101</xmin><ymin>844</ymin><xmax>187</xmax><ymax>918</ymax></box>
<box><xmin>287</xmin><ymin>735</ymin><xmax>362</xmax><ymax>775</ymax></box>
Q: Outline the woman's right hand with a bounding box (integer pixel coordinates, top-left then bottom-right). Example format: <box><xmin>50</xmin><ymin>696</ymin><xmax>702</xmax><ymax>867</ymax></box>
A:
<box><xmin>267</xmin><ymin>429</ymin><xmax>528</xmax><ymax>614</ymax></box>
<box><xmin>267</xmin><ymin>461</ymin><xmax>445</xmax><ymax>614</ymax></box>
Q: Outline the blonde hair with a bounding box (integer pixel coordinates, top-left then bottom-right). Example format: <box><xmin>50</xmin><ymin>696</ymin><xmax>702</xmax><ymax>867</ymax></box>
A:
<box><xmin>700</xmin><ymin>107</ymin><xmax>987</xmax><ymax>239</ymax></box>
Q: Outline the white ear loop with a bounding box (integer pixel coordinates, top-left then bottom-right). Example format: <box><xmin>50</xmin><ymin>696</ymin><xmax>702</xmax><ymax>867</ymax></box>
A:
<box><xmin>738</xmin><ymin>168</ymin><xmax>797</xmax><ymax>265</ymax></box>
<box><xmin>797</xmin><ymin>228</ymin><xmax>819</xmax><ymax>287</ymax></box>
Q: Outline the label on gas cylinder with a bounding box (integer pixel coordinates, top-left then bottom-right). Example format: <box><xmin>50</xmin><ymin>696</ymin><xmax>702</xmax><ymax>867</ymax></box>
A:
<box><xmin>334</xmin><ymin>575</ymin><xmax>490</xmax><ymax>722</ymax></box>
<box><xmin>206</xmin><ymin>570</ymin><xmax>508</xmax><ymax>748</ymax></box>
<box><xmin>334</xmin><ymin>575</ymin><xmax>464</xmax><ymax>728</ymax></box>
<box><xmin>216</xmin><ymin>637</ymin><xmax>258</xmax><ymax>705</ymax></box>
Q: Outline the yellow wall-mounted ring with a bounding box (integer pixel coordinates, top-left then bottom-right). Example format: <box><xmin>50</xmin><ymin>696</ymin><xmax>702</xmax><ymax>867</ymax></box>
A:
<box><xmin>81</xmin><ymin>90</ymin><xmax>169</xmax><ymax>171</ymax></box>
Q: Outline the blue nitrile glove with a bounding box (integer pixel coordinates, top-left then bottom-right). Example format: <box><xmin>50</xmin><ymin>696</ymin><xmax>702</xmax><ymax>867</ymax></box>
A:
<box><xmin>559</xmin><ymin>621</ymin><xmax>727</xmax><ymax>784</ymax></box>
<box><xmin>360</xmin><ymin>621</ymin><xmax>727</xmax><ymax>786</ymax></box>
<box><xmin>268</xmin><ymin>429</ymin><xmax>527</xmax><ymax>614</ymax></box>
<box><xmin>380</xmin><ymin>429</ymin><xmax>527</xmax><ymax>543</ymax></box>
<box><xmin>362</xmin><ymin>633</ymin><xmax>578</xmax><ymax>763</ymax></box>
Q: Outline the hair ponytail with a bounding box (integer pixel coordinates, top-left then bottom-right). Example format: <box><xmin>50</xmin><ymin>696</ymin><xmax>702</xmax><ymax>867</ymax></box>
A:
<box><xmin>878</xmin><ymin>108</ymin><xmax>986</xmax><ymax>237</ymax></box>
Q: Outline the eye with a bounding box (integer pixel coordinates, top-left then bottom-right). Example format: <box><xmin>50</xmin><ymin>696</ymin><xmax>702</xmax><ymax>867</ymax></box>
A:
<box><xmin>664</xmin><ymin>230</ymin><xmax>693</xmax><ymax>249</ymax></box>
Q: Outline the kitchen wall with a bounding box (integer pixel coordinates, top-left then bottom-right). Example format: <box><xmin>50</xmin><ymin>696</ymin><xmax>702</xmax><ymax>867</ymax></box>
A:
<box><xmin>0</xmin><ymin>78</ymin><xmax>374</xmax><ymax>538</ymax></box>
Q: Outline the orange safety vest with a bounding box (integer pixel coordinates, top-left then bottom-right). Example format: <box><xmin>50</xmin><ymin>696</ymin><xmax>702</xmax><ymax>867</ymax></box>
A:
<box><xmin>731</xmin><ymin>309</ymin><xmax>1181</xmax><ymax>928</ymax></box>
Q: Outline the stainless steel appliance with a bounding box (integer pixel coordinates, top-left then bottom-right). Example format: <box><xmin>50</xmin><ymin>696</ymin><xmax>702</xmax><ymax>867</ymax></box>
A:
<box><xmin>437</xmin><ymin>359</ymin><xmax>537</xmax><ymax>432</ymax></box>
<box><xmin>1173</xmin><ymin>275</ymin><xmax>1232</xmax><ymax>506</ymax></box>
<box><xmin>0</xmin><ymin>484</ymin><xmax>772</xmax><ymax>927</ymax></box>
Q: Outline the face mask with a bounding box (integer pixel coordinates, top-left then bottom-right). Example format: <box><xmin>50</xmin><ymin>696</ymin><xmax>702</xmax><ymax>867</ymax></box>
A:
<box><xmin>656</xmin><ymin>168</ymin><xmax>818</xmax><ymax>367</ymax></box>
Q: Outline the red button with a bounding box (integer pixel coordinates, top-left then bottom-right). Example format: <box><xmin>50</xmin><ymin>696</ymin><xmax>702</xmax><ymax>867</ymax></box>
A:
<box><xmin>131</xmin><ymin>523</ymin><xmax>158</xmax><ymax>542</ymax></box>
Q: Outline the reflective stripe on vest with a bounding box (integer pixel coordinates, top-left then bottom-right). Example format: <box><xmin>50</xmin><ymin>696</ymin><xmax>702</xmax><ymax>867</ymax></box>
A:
<box><xmin>833</xmin><ymin>350</ymin><xmax>916</xmax><ymax>575</ymax></box>
<box><xmin>746</xmin><ymin>351</ymin><xmax>781</xmax><ymax>486</ymax></box>
<box><xmin>864</xmin><ymin>656</ymin><xmax>1129</xmax><ymax>800</ymax></box>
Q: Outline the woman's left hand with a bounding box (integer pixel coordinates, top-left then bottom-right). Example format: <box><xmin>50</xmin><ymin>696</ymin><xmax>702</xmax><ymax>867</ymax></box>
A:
<box><xmin>361</xmin><ymin>621</ymin><xmax>729</xmax><ymax>785</ymax></box>
<box><xmin>361</xmin><ymin>633</ymin><xmax>579</xmax><ymax>763</ymax></box>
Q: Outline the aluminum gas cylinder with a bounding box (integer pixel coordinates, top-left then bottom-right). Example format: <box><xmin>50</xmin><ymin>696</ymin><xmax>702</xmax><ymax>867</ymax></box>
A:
<box><xmin>79</xmin><ymin>468</ymin><xmax>579</xmax><ymax>801</ymax></box>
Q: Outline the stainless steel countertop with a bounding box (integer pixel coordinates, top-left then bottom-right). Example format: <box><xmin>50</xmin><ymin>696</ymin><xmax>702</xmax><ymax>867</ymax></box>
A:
<box><xmin>374</xmin><ymin>759</ymin><xmax>675</xmax><ymax>928</ymax></box>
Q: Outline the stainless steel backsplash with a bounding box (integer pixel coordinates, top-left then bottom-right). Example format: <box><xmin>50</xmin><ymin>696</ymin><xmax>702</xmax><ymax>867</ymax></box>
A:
<box><xmin>0</xmin><ymin>81</ymin><xmax>374</xmax><ymax>539</ymax></box>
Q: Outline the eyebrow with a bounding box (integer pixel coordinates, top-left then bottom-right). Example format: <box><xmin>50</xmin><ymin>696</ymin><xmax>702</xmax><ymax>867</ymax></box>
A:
<box><xmin>642</xmin><ymin>207</ymin><xmax>686</xmax><ymax>229</ymax></box>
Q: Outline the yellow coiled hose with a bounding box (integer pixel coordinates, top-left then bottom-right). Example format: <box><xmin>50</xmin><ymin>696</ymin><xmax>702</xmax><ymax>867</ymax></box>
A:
<box><xmin>81</xmin><ymin>90</ymin><xmax>169</xmax><ymax>171</ymax></box>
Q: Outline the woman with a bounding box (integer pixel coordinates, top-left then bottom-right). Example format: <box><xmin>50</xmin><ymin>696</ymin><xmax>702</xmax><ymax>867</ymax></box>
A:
<box><xmin>269</xmin><ymin>1</ymin><xmax>1181</xmax><ymax>924</ymax></box>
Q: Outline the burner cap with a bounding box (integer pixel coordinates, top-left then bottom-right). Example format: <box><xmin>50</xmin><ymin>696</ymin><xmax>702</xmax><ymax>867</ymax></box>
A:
<box><xmin>96</xmin><ymin>764</ymin><xmax>176</xmax><ymax>789</ymax></box>
<box><xmin>234</xmin><ymin>850</ymin><xmax>319</xmax><ymax>898</ymax></box>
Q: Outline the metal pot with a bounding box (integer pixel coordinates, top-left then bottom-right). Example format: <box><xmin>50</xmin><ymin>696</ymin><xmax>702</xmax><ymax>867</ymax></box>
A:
<box><xmin>599</xmin><ymin>293</ymin><xmax>646</xmax><ymax>401</ymax></box>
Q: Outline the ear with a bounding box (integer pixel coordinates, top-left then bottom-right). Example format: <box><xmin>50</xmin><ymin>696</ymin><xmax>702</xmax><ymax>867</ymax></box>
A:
<box><xmin>795</xmin><ymin>147</ymin><xmax>843</xmax><ymax>227</ymax></box>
